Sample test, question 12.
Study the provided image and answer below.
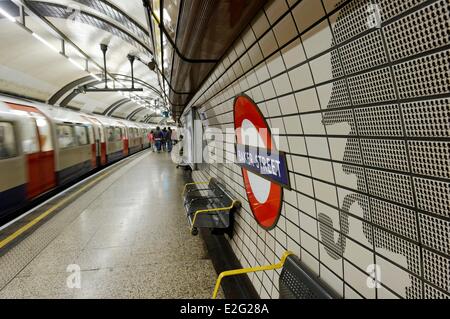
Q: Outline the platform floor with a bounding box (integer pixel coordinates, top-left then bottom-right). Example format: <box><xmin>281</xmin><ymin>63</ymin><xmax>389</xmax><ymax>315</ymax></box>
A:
<box><xmin>0</xmin><ymin>150</ymin><xmax>222</xmax><ymax>298</ymax></box>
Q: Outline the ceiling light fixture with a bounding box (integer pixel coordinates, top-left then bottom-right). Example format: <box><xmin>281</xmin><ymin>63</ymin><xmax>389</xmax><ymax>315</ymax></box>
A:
<box><xmin>32</xmin><ymin>32</ymin><xmax>59</xmax><ymax>53</ymax></box>
<box><xmin>90</xmin><ymin>73</ymin><xmax>101</xmax><ymax>81</ymax></box>
<box><xmin>0</xmin><ymin>7</ymin><xmax>16</xmax><ymax>22</ymax></box>
<box><xmin>68</xmin><ymin>58</ymin><xmax>85</xmax><ymax>71</ymax></box>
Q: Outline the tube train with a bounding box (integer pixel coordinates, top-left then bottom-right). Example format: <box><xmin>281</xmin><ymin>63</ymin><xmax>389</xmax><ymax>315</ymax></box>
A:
<box><xmin>0</xmin><ymin>95</ymin><xmax>154</xmax><ymax>219</ymax></box>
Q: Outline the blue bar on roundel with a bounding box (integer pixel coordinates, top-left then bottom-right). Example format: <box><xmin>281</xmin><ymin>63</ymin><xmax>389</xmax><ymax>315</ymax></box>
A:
<box><xmin>235</xmin><ymin>144</ymin><xmax>291</xmax><ymax>189</ymax></box>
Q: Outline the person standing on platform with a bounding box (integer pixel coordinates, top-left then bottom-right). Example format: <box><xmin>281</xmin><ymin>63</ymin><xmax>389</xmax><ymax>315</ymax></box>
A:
<box><xmin>167</xmin><ymin>127</ymin><xmax>173</xmax><ymax>153</ymax></box>
<box><xmin>148</xmin><ymin>130</ymin><xmax>154</xmax><ymax>152</ymax></box>
<box><xmin>154</xmin><ymin>126</ymin><xmax>162</xmax><ymax>152</ymax></box>
<box><xmin>161</xmin><ymin>127</ymin><xmax>167</xmax><ymax>152</ymax></box>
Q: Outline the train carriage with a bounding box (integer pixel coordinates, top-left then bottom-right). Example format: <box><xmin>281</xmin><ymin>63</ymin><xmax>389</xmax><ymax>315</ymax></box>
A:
<box><xmin>0</xmin><ymin>95</ymin><xmax>153</xmax><ymax>218</ymax></box>
<box><xmin>94</xmin><ymin>115</ymin><xmax>127</xmax><ymax>164</ymax></box>
<box><xmin>36</xmin><ymin>105</ymin><xmax>96</xmax><ymax>185</ymax></box>
<box><xmin>0</xmin><ymin>102</ymin><xmax>27</xmax><ymax>214</ymax></box>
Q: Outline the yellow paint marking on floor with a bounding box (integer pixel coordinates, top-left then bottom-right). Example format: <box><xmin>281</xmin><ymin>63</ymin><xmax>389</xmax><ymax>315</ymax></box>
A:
<box><xmin>0</xmin><ymin>169</ymin><xmax>114</xmax><ymax>250</ymax></box>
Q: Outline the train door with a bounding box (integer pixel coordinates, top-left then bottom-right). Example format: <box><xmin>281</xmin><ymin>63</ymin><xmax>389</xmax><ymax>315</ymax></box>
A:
<box><xmin>97</xmin><ymin>125</ymin><xmax>106</xmax><ymax>166</ymax></box>
<box><xmin>0</xmin><ymin>121</ymin><xmax>26</xmax><ymax>212</ymax></box>
<box><xmin>8</xmin><ymin>104</ymin><xmax>56</xmax><ymax>198</ymax></box>
<box><xmin>87</xmin><ymin>125</ymin><xmax>96</xmax><ymax>168</ymax></box>
<box><xmin>122</xmin><ymin>126</ymin><xmax>129</xmax><ymax>156</ymax></box>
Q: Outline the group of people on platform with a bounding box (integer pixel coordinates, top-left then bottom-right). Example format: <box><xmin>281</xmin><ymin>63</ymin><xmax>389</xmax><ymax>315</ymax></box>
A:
<box><xmin>148</xmin><ymin>126</ymin><xmax>177</xmax><ymax>153</ymax></box>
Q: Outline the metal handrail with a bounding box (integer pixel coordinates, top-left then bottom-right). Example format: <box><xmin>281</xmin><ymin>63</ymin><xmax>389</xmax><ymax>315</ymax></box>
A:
<box><xmin>212</xmin><ymin>251</ymin><xmax>294</xmax><ymax>299</ymax></box>
<box><xmin>190</xmin><ymin>200</ymin><xmax>239</xmax><ymax>232</ymax></box>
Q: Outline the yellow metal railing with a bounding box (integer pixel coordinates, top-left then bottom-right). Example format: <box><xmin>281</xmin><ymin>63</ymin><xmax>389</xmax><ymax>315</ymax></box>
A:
<box><xmin>190</xmin><ymin>200</ymin><xmax>239</xmax><ymax>232</ymax></box>
<box><xmin>212</xmin><ymin>251</ymin><xmax>294</xmax><ymax>299</ymax></box>
<box><xmin>182</xmin><ymin>179</ymin><xmax>211</xmax><ymax>196</ymax></box>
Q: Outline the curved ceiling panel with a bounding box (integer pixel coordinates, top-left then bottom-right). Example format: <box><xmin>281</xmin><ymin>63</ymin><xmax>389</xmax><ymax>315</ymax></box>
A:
<box><xmin>0</xmin><ymin>0</ymin><xmax>167</xmax><ymax>122</ymax></box>
<box><xmin>146</xmin><ymin>0</ymin><xmax>268</xmax><ymax>118</ymax></box>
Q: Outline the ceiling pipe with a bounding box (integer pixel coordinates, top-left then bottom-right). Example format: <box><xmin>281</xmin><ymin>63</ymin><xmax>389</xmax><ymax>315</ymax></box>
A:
<box><xmin>128</xmin><ymin>54</ymin><xmax>135</xmax><ymax>89</ymax></box>
<box><xmin>100</xmin><ymin>43</ymin><xmax>108</xmax><ymax>88</ymax></box>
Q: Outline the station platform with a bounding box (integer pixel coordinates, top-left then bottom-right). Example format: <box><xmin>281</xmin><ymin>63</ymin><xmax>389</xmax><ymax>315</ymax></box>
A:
<box><xmin>0</xmin><ymin>151</ymin><xmax>222</xmax><ymax>299</ymax></box>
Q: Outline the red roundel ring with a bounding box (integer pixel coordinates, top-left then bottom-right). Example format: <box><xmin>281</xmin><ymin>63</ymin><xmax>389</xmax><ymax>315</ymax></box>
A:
<box><xmin>234</xmin><ymin>94</ymin><xmax>283</xmax><ymax>230</ymax></box>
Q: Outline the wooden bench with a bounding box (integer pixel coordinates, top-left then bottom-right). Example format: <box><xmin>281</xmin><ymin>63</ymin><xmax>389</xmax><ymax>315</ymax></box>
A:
<box><xmin>212</xmin><ymin>251</ymin><xmax>338</xmax><ymax>299</ymax></box>
<box><xmin>182</xmin><ymin>178</ymin><xmax>240</xmax><ymax>236</ymax></box>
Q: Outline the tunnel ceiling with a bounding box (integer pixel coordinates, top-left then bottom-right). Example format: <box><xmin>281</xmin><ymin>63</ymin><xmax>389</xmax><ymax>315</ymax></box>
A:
<box><xmin>145</xmin><ymin>0</ymin><xmax>268</xmax><ymax>120</ymax></box>
<box><xmin>0</xmin><ymin>0</ymin><xmax>173</xmax><ymax>124</ymax></box>
<box><xmin>0</xmin><ymin>0</ymin><xmax>268</xmax><ymax>123</ymax></box>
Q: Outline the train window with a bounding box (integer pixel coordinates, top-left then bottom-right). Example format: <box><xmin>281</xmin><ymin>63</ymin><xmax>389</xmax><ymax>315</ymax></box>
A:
<box><xmin>74</xmin><ymin>126</ymin><xmax>88</xmax><ymax>145</ymax></box>
<box><xmin>99</xmin><ymin>127</ymin><xmax>105</xmax><ymax>143</ymax></box>
<box><xmin>57</xmin><ymin>125</ymin><xmax>75</xmax><ymax>148</ymax></box>
<box><xmin>0</xmin><ymin>122</ymin><xmax>17</xmax><ymax>159</ymax></box>
<box><xmin>115</xmin><ymin>127</ymin><xmax>122</xmax><ymax>141</ymax></box>
<box><xmin>107</xmin><ymin>127</ymin><xmax>115</xmax><ymax>142</ymax></box>
<box><xmin>21</xmin><ymin>117</ymin><xmax>39</xmax><ymax>154</ymax></box>
<box><xmin>34</xmin><ymin>115</ymin><xmax>53</xmax><ymax>152</ymax></box>
<box><xmin>87</xmin><ymin>126</ymin><xmax>94</xmax><ymax>144</ymax></box>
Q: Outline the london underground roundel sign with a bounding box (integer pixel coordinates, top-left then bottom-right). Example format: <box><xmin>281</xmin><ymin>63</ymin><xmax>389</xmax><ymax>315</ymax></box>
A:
<box><xmin>234</xmin><ymin>94</ymin><xmax>290</xmax><ymax>230</ymax></box>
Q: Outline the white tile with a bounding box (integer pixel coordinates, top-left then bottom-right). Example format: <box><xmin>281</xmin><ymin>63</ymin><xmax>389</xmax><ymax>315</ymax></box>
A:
<box><xmin>328</xmin><ymin>137</ymin><xmax>348</xmax><ymax>161</ymax></box>
<box><xmin>269</xmin><ymin>118</ymin><xmax>286</xmax><ymax>134</ymax></box>
<box><xmin>298</xmin><ymin>193</ymin><xmax>316</xmax><ymax>217</ymax></box>
<box><xmin>284</xmin><ymin>188</ymin><xmax>298</xmax><ymax>206</ymax></box>
<box><xmin>266</xmin><ymin>52</ymin><xmax>286</xmax><ymax>76</ymax></box>
<box><xmin>320</xmin><ymin>244</ymin><xmax>344</xmax><ymax>279</ymax></box>
<box><xmin>288</xmin><ymin>136</ymin><xmax>308</xmax><ymax>155</ymax></box>
<box><xmin>295</xmin><ymin>88</ymin><xmax>320</xmax><ymax>112</ymax></box>
<box><xmin>242</xmin><ymin>26</ymin><xmax>257</xmax><ymax>49</ymax></box>
<box><xmin>322</xmin><ymin>0</ymin><xmax>342</xmax><ymax>13</ymax></box>
<box><xmin>285</xmin><ymin>202</ymin><xmax>299</xmax><ymax>222</ymax></box>
<box><xmin>310</xmin><ymin>158</ymin><xmax>335</xmax><ymax>182</ymax></box>
<box><xmin>260</xmin><ymin>81</ymin><xmax>276</xmax><ymax>100</ymax></box>
<box><xmin>291</xmin><ymin>67</ymin><xmax>315</xmax><ymax>94</ymax></box>
<box><xmin>300</xmin><ymin>211</ymin><xmax>318</xmax><ymax>237</ymax></box>
<box><xmin>343</xmin><ymin>240</ymin><xmax>374</xmax><ymax>274</ymax></box>
<box><xmin>272</xmin><ymin>73</ymin><xmax>292</xmax><ymax>95</ymax></box>
<box><xmin>301</xmin><ymin>230</ymin><xmax>319</xmax><ymax>258</ymax></box>
<box><xmin>248</xmin><ymin>44</ymin><xmax>264</xmax><ymax>66</ymax></box>
<box><xmin>265</xmin><ymin>98</ymin><xmax>281</xmax><ymax>117</ymax></box>
<box><xmin>375</xmin><ymin>255</ymin><xmax>414</xmax><ymax>299</ymax></box>
<box><xmin>265</xmin><ymin>0</ymin><xmax>289</xmax><ymax>24</ymax></box>
<box><xmin>295</xmin><ymin>174</ymin><xmax>314</xmax><ymax>197</ymax></box>
<box><xmin>344</xmin><ymin>261</ymin><xmax>376</xmax><ymax>299</ymax></box>
<box><xmin>273</xmin><ymin>14</ymin><xmax>297</xmax><ymax>47</ymax></box>
<box><xmin>306</xmin><ymin>136</ymin><xmax>331</xmax><ymax>159</ymax></box>
<box><xmin>301</xmin><ymin>112</ymin><xmax>327</xmax><ymax>134</ymax></box>
<box><xmin>251</xmin><ymin>11</ymin><xmax>270</xmax><ymax>39</ymax></box>
<box><xmin>255</xmin><ymin>63</ymin><xmax>271</xmax><ymax>82</ymax></box>
<box><xmin>283</xmin><ymin>115</ymin><xmax>302</xmax><ymax>134</ymax></box>
<box><xmin>315</xmin><ymin>82</ymin><xmax>334</xmax><ymax>108</ymax></box>
<box><xmin>281</xmin><ymin>39</ymin><xmax>306</xmax><ymax>68</ymax></box>
<box><xmin>246</xmin><ymin>70</ymin><xmax>258</xmax><ymax>88</ymax></box>
<box><xmin>314</xmin><ymin>181</ymin><xmax>338</xmax><ymax>206</ymax></box>
<box><xmin>309</xmin><ymin>52</ymin><xmax>334</xmax><ymax>84</ymax></box>
<box><xmin>234</xmin><ymin>38</ymin><xmax>246</xmax><ymax>57</ymax></box>
<box><xmin>277</xmin><ymin>135</ymin><xmax>289</xmax><ymax>153</ymax></box>
<box><xmin>291</xmin><ymin>155</ymin><xmax>311</xmax><ymax>175</ymax></box>
<box><xmin>259</xmin><ymin>30</ymin><xmax>278</xmax><ymax>58</ymax></box>
<box><xmin>278</xmin><ymin>93</ymin><xmax>298</xmax><ymax>114</ymax></box>
<box><xmin>345</xmin><ymin>284</ymin><xmax>364</xmax><ymax>299</ymax></box>
<box><xmin>291</xmin><ymin>0</ymin><xmax>326</xmax><ymax>33</ymax></box>
<box><xmin>302</xmin><ymin>20</ymin><xmax>334</xmax><ymax>58</ymax></box>
<box><xmin>239</xmin><ymin>53</ymin><xmax>253</xmax><ymax>74</ymax></box>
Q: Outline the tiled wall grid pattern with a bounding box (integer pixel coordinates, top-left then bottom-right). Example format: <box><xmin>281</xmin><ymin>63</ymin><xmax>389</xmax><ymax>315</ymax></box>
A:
<box><xmin>184</xmin><ymin>0</ymin><xmax>450</xmax><ymax>299</ymax></box>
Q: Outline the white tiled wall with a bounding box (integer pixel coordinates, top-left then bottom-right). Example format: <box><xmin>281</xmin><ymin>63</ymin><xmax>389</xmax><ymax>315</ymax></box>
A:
<box><xmin>186</xmin><ymin>0</ymin><xmax>450</xmax><ymax>299</ymax></box>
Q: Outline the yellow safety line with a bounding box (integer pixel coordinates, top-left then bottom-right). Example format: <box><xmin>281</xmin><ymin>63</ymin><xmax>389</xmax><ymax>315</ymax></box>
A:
<box><xmin>190</xmin><ymin>200</ymin><xmax>239</xmax><ymax>232</ymax></box>
<box><xmin>182</xmin><ymin>179</ymin><xmax>211</xmax><ymax>196</ymax></box>
<box><xmin>212</xmin><ymin>251</ymin><xmax>294</xmax><ymax>299</ymax></box>
<box><xmin>0</xmin><ymin>169</ymin><xmax>115</xmax><ymax>250</ymax></box>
